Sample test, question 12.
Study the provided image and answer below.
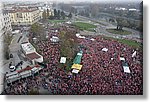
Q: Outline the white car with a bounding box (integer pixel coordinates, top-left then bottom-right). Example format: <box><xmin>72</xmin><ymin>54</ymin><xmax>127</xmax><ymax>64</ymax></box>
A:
<box><xmin>9</xmin><ymin>66</ymin><xmax>16</xmax><ymax>72</ymax></box>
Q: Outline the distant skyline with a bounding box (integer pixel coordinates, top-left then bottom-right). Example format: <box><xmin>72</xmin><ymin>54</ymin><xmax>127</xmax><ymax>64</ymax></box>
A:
<box><xmin>1</xmin><ymin>0</ymin><xmax>142</xmax><ymax>3</ymax></box>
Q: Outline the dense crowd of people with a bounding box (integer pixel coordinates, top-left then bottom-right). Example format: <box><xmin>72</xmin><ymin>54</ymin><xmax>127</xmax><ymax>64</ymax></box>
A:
<box><xmin>2</xmin><ymin>26</ymin><xmax>143</xmax><ymax>95</ymax></box>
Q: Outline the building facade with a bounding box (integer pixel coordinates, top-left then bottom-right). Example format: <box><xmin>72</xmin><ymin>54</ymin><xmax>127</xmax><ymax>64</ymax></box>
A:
<box><xmin>0</xmin><ymin>10</ymin><xmax>12</xmax><ymax>36</ymax></box>
<box><xmin>9</xmin><ymin>7</ymin><xmax>42</xmax><ymax>26</ymax></box>
<box><xmin>20</xmin><ymin>42</ymin><xmax>43</xmax><ymax>65</ymax></box>
<box><xmin>2</xmin><ymin>10</ymin><xmax>12</xmax><ymax>33</ymax></box>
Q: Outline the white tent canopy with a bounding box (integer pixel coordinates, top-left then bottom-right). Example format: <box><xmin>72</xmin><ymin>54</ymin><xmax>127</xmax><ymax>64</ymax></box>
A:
<box><xmin>78</xmin><ymin>35</ymin><xmax>85</xmax><ymax>39</ymax></box>
<box><xmin>120</xmin><ymin>57</ymin><xmax>125</xmax><ymax>61</ymax></box>
<box><xmin>77</xmin><ymin>53</ymin><xmax>82</xmax><ymax>56</ymax></box>
<box><xmin>66</xmin><ymin>21</ymin><xmax>71</xmax><ymax>24</ymax></box>
<box><xmin>76</xmin><ymin>33</ymin><xmax>80</xmax><ymax>37</ymax></box>
<box><xmin>76</xmin><ymin>33</ymin><xmax>86</xmax><ymax>39</ymax></box>
<box><xmin>132</xmin><ymin>51</ymin><xmax>137</xmax><ymax>57</ymax></box>
<box><xmin>12</xmin><ymin>30</ymin><xmax>20</xmax><ymax>34</ymax></box>
<box><xmin>55</xmin><ymin>30</ymin><xmax>58</xmax><ymax>32</ymax></box>
<box><xmin>33</xmin><ymin>37</ymin><xmax>37</xmax><ymax>40</ymax></box>
<box><xmin>90</xmin><ymin>38</ymin><xmax>95</xmax><ymax>41</ymax></box>
<box><xmin>50</xmin><ymin>36</ymin><xmax>59</xmax><ymax>42</ymax></box>
<box><xmin>72</xmin><ymin>69</ymin><xmax>80</xmax><ymax>74</ymax></box>
<box><xmin>102</xmin><ymin>48</ymin><xmax>108</xmax><ymax>52</ymax></box>
<box><xmin>123</xmin><ymin>66</ymin><xmax>131</xmax><ymax>73</ymax></box>
<box><xmin>31</xmin><ymin>67</ymin><xmax>39</xmax><ymax>73</ymax></box>
<box><xmin>60</xmin><ymin>57</ymin><xmax>67</xmax><ymax>63</ymax></box>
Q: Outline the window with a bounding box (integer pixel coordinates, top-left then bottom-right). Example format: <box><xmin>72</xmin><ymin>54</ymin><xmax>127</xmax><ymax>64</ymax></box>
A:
<box><xmin>16</xmin><ymin>13</ymin><xmax>23</xmax><ymax>18</ymax></box>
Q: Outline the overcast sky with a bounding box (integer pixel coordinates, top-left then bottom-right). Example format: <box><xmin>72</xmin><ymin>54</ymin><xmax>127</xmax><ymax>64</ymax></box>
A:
<box><xmin>0</xmin><ymin>0</ymin><xmax>142</xmax><ymax>3</ymax></box>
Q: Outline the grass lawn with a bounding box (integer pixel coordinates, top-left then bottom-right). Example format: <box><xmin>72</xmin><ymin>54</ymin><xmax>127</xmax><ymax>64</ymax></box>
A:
<box><xmin>73</xmin><ymin>22</ymin><xmax>97</xmax><ymax>31</ymax></box>
<box><xmin>102</xmin><ymin>36</ymin><xmax>142</xmax><ymax>48</ymax></box>
<box><xmin>106</xmin><ymin>29</ymin><xmax>132</xmax><ymax>35</ymax></box>
<box><xmin>49</xmin><ymin>20</ymin><xmax>65</xmax><ymax>23</ymax></box>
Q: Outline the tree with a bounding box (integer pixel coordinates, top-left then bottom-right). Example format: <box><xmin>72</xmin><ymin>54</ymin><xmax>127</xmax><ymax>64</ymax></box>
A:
<box><xmin>54</xmin><ymin>9</ymin><xmax>57</xmax><ymax>19</ymax></box>
<box><xmin>59</xmin><ymin>29</ymin><xmax>77</xmax><ymax>57</ymax></box>
<box><xmin>71</xmin><ymin>7</ymin><xmax>77</xmax><ymax>14</ymax></box>
<box><xmin>49</xmin><ymin>15</ymin><xmax>55</xmax><ymax>20</ymax></box>
<box><xmin>90</xmin><ymin>4</ymin><xmax>99</xmax><ymax>17</ymax></box>
<box><xmin>3</xmin><ymin>32</ymin><xmax>13</xmax><ymax>60</ymax></box>
<box><xmin>57</xmin><ymin>10</ymin><xmax>61</xmax><ymax>19</ymax></box>
<box><xmin>30</xmin><ymin>23</ymin><xmax>45</xmax><ymax>40</ymax></box>
<box><xmin>4</xmin><ymin>32</ymin><xmax>13</xmax><ymax>45</ymax></box>
<box><xmin>47</xmin><ymin>9</ymin><xmax>50</xmax><ymax>18</ymax></box>
<box><xmin>61</xmin><ymin>11</ymin><xmax>65</xmax><ymax>19</ymax></box>
<box><xmin>68</xmin><ymin>12</ymin><xmax>72</xmax><ymax>19</ymax></box>
<box><xmin>42</xmin><ymin>10</ymin><xmax>47</xmax><ymax>20</ymax></box>
<box><xmin>109</xmin><ymin>18</ymin><xmax>115</xmax><ymax>22</ymax></box>
<box><xmin>116</xmin><ymin>18</ymin><xmax>129</xmax><ymax>31</ymax></box>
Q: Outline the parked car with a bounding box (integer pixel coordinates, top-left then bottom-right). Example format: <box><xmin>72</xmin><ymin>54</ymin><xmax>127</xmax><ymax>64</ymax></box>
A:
<box><xmin>9</xmin><ymin>66</ymin><xmax>16</xmax><ymax>72</ymax></box>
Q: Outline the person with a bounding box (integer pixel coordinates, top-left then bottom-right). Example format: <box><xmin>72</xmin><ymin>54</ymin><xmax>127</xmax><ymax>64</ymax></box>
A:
<box><xmin>10</xmin><ymin>54</ymin><xmax>13</xmax><ymax>58</ymax></box>
<box><xmin>9</xmin><ymin>62</ymin><xmax>12</xmax><ymax>67</ymax></box>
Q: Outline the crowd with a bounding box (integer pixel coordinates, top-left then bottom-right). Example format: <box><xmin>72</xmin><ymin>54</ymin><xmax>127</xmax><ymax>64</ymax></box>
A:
<box><xmin>2</xmin><ymin>26</ymin><xmax>143</xmax><ymax>95</ymax></box>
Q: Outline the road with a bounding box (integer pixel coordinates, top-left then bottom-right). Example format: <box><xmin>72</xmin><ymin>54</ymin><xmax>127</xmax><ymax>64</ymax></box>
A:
<box><xmin>72</xmin><ymin>14</ymin><xmax>142</xmax><ymax>42</ymax></box>
<box><xmin>2</xmin><ymin>30</ymin><xmax>30</xmax><ymax>74</ymax></box>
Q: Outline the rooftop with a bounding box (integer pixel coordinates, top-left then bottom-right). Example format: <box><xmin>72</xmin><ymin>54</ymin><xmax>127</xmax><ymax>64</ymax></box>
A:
<box><xmin>9</xmin><ymin>7</ymin><xmax>38</xmax><ymax>13</ymax></box>
<box><xmin>21</xmin><ymin>42</ymin><xmax>35</xmax><ymax>54</ymax></box>
<box><xmin>26</xmin><ymin>52</ymin><xmax>41</xmax><ymax>60</ymax></box>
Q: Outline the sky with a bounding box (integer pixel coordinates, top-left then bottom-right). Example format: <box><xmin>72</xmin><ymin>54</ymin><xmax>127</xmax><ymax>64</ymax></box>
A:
<box><xmin>0</xmin><ymin>0</ymin><xmax>143</xmax><ymax>3</ymax></box>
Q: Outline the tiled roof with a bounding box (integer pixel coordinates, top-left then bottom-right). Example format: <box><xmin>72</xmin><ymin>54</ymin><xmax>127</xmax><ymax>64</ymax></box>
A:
<box><xmin>26</xmin><ymin>52</ymin><xmax>41</xmax><ymax>60</ymax></box>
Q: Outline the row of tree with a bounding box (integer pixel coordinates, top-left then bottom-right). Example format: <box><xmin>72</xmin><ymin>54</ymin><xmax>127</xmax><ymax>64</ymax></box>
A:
<box><xmin>59</xmin><ymin>28</ymin><xmax>78</xmax><ymax>71</ymax></box>
<box><xmin>49</xmin><ymin>9</ymin><xmax>72</xmax><ymax>20</ymax></box>
<box><xmin>30</xmin><ymin>23</ymin><xmax>45</xmax><ymax>40</ymax></box>
<box><xmin>59</xmin><ymin>3</ymin><xmax>100</xmax><ymax>18</ymax></box>
<box><xmin>115</xmin><ymin>18</ymin><xmax>143</xmax><ymax>32</ymax></box>
<box><xmin>42</xmin><ymin>9</ymin><xmax>50</xmax><ymax>20</ymax></box>
<box><xmin>3</xmin><ymin>32</ymin><xmax>13</xmax><ymax>60</ymax></box>
<box><xmin>42</xmin><ymin>9</ymin><xmax>72</xmax><ymax>20</ymax></box>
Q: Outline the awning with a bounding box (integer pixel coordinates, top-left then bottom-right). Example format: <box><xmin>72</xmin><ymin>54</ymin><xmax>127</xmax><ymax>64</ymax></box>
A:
<box><xmin>6</xmin><ymin>71</ymin><xmax>18</xmax><ymax>77</ymax></box>
<box><xmin>73</xmin><ymin>51</ymin><xmax>83</xmax><ymax>64</ymax></box>
<box><xmin>17</xmin><ymin>66</ymin><xmax>32</xmax><ymax>73</ymax></box>
<box><xmin>20</xmin><ymin>70</ymin><xmax>32</xmax><ymax>78</ymax></box>
<box><xmin>7</xmin><ymin>74</ymin><xmax>19</xmax><ymax>79</ymax></box>
<box><xmin>71</xmin><ymin>64</ymin><xmax>82</xmax><ymax>70</ymax></box>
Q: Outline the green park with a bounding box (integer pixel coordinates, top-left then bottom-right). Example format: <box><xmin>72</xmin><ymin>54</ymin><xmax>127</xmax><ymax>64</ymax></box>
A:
<box><xmin>73</xmin><ymin>22</ymin><xmax>97</xmax><ymax>32</ymax></box>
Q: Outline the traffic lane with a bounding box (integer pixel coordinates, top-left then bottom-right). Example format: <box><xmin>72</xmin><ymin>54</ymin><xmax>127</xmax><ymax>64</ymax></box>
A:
<box><xmin>75</xmin><ymin>14</ymin><xmax>141</xmax><ymax>39</ymax></box>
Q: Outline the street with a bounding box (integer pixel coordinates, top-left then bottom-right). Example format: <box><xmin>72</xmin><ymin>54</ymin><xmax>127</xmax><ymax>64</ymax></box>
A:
<box><xmin>2</xmin><ymin>30</ymin><xmax>30</xmax><ymax>74</ymax></box>
<box><xmin>72</xmin><ymin>14</ymin><xmax>142</xmax><ymax>42</ymax></box>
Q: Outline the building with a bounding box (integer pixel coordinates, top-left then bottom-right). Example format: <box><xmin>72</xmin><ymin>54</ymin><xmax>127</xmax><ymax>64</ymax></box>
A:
<box><xmin>9</xmin><ymin>7</ymin><xmax>42</xmax><ymax>26</ymax></box>
<box><xmin>2</xmin><ymin>10</ymin><xmax>12</xmax><ymax>32</ymax></box>
<box><xmin>0</xmin><ymin>6</ymin><xmax>5</xmax><ymax>37</ymax></box>
<box><xmin>0</xmin><ymin>10</ymin><xmax>12</xmax><ymax>36</ymax></box>
<box><xmin>38</xmin><ymin>5</ymin><xmax>54</xmax><ymax>17</ymax></box>
<box><xmin>20</xmin><ymin>42</ymin><xmax>43</xmax><ymax>65</ymax></box>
